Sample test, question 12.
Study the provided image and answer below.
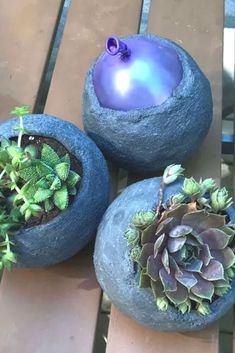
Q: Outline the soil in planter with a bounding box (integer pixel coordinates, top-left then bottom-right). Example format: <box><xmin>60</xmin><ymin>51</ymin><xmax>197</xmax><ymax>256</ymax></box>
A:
<box><xmin>11</xmin><ymin>135</ymin><xmax>83</xmax><ymax>228</ymax></box>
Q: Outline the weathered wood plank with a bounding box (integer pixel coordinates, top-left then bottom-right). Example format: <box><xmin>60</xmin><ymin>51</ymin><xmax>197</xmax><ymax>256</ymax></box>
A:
<box><xmin>0</xmin><ymin>0</ymin><xmax>63</xmax><ymax>121</ymax></box>
<box><xmin>0</xmin><ymin>1</ymin><xmax>143</xmax><ymax>353</ymax></box>
<box><xmin>107</xmin><ymin>307</ymin><xmax>218</xmax><ymax>353</ymax></box>
<box><xmin>148</xmin><ymin>0</ymin><xmax>223</xmax><ymax>183</ymax></box>
<box><xmin>106</xmin><ymin>1</ymin><xmax>224</xmax><ymax>352</ymax></box>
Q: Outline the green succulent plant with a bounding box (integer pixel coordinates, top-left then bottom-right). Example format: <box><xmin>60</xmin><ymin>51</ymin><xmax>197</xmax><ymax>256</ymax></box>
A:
<box><xmin>0</xmin><ymin>106</ymin><xmax>81</xmax><ymax>270</ymax></box>
<box><xmin>125</xmin><ymin>165</ymin><xmax>235</xmax><ymax>315</ymax></box>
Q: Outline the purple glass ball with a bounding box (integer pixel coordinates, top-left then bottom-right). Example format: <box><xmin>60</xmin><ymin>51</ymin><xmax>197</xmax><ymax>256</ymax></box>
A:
<box><xmin>93</xmin><ymin>36</ymin><xmax>183</xmax><ymax>111</ymax></box>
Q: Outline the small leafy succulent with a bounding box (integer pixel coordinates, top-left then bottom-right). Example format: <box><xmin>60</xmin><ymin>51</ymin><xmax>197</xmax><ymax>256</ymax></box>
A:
<box><xmin>125</xmin><ymin>165</ymin><xmax>235</xmax><ymax>315</ymax></box>
<box><xmin>0</xmin><ymin>106</ymin><xmax>81</xmax><ymax>270</ymax></box>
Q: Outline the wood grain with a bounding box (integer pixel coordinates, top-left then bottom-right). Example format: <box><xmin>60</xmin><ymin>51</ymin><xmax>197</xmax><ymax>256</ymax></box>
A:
<box><xmin>0</xmin><ymin>0</ymin><xmax>62</xmax><ymax>121</ymax></box>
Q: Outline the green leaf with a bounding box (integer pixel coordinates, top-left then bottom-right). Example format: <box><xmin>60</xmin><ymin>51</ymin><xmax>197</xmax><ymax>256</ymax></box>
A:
<box><xmin>24</xmin><ymin>145</ymin><xmax>37</xmax><ymax>158</ymax></box>
<box><xmin>44</xmin><ymin>198</ymin><xmax>54</xmax><ymax>212</ymax></box>
<box><xmin>36</xmin><ymin>178</ymin><xmax>49</xmax><ymax>189</ymax></box>
<box><xmin>0</xmin><ymin>149</ymin><xmax>10</xmax><ymax>163</ymax></box>
<box><xmin>68</xmin><ymin>187</ymin><xmax>77</xmax><ymax>196</ymax></box>
<box><xmin>67</xmin><ymin>170</ymin><xmax>81</xmax><ymax>188</ymax></box>
<box><xmin>49</xmin><ymin>176</ymin><xmax>61</xmax><ymax>190</ymax></box>
<box><xmin>7</xmin><ymin>145</ymin><xmax>22</xmax><ymax>158</ymax></box>
<box><xmin>55</xmin><ymin>162</ymin><xmax>70</xmax><ymax>181</ymax></box>
<box><xmin>1</xmin><ymin>137</ymin><xmax>10</xmax><ymax>149</ymax></box>
<box><xmin>18</xmin><ymin>166</ymin><xmax>39</xmax><ymax>182</ymax></box>
<box><xmin>25</xmin><ymin>209</ymin><xmax>32</xmax><ymax>221</ymax></box>
<box><xmin>60</xmin><ymin>153</ymin><xmax>70</xmax><ymax>167</ymax></box>
<box><xmin>34</xmin><ymin>188</ymin><xmax>53</xmax><ymax>203</ymax></box>
<box><xmin>11</xmin><ymin>106</ymin><xmax>31</xmax><ymax>116</ymax></box>
<box><xmin>53</xmin><ymin>186</ymin><xmax>69</xmax><ymax>210</ymax></box>
<box><xmin>41</xmin><ymin>144</ymin><xmax>60</xmax><ymax>168</ymax></box>
<box><xmin>36</xmin><ymin>161</ymin><xmax>54</xmax><ymax>177</ymax></box>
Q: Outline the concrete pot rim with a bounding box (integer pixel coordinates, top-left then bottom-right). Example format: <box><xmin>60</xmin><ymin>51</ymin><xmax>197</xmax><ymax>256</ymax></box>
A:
<box><xmin>85</xmin><ymin>33</ymin><xmax>198</xmax><ymax>118</ymax></box>
<box><xmin>0</xmin><ymin>114</ymin><xmax>102</xmax><ymax>236</ymax></box>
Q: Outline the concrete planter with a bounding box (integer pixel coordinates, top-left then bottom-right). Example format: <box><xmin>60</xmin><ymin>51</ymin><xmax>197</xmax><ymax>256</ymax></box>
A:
<box><xmin>94</xmin><ymin>178</ymin><xmax>235</xmax><ymax>331</ymax></box>
<box><xmin>0</xmin><ymin>115</ymin><xmax>109</xmax><ymax>267</ymax></box>
<box><xmin>83</xmin><ymin>34</ymin><xmax>212</xmax><ymax>173</ymax></box>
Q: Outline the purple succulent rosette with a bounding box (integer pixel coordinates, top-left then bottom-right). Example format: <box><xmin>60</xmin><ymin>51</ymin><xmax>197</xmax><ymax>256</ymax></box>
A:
<box><xmin>125</xmin><ymin>173</ymin><xmax>235</xmax><ymax>315</ymax></box>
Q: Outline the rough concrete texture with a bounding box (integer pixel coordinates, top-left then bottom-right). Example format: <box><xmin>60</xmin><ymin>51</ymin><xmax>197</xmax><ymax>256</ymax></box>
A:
<box><xmin>83</xmin><ymin>34</ymin><xmax>213</xmax><ymax>173</ymax></box>
<box><xmin>94</xmin><ymin>177</ymin><xmax>235</xmax><ymax>331</ymax></box>
<box><xmin>0</xmin><ymin>115</ymin><xmax>110</xmax><ymax>267</ymax></box>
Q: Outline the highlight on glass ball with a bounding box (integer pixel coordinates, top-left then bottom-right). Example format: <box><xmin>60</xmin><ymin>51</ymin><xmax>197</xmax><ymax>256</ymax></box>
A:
<box><xmin>83</xmin><ymin>34</ymin><xmax>213</xmax><ymax>173</ymax></box>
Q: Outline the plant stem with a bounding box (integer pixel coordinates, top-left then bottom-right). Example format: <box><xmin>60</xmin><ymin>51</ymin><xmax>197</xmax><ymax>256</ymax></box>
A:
<box><xmin>17</xmin><ymin>116</ymin><xmax>23</xmax><ymax>147</ymax></box>
<box><xmin>156</xmin><ymin>180</ymin><xmax>165</xmax><ymax>217</ymax></box>
<box><xmin>0</xmin><ymin>169</ymin><xmax>6</xmax><ymax>180</ymax></box>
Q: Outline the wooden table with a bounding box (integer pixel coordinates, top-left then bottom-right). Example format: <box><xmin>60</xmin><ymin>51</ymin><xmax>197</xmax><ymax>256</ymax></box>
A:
<box><xmin>0</xmin><ymin>1</ymin><xmax>228</xmax><ymax>352</ymax></box>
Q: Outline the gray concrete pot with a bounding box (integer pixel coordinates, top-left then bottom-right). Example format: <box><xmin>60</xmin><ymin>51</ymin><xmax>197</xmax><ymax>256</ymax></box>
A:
<box><xmin>83</xmin><ymin>34</ymin><xmax>212</xmax><ymax>173</ymax></box>
<box><xmin>0</xmin><ymin>115</ymin><xmax>109</xmax><ymax>267</ymax></box>
<box><xmin>94</xmin><ymin>177</ymin><xmax>235</xmax><ymax>331</ymax></box>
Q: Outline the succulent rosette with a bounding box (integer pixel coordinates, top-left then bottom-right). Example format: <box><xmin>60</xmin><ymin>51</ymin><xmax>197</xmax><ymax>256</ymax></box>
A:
<box><xmin>125</xmin><ymin>166</ymin><xmax>235</xmax><ymax>315</ymax></box>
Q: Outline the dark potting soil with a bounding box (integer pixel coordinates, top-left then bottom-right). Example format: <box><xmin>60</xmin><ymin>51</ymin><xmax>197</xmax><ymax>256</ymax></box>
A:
<box><xmin>12</xmin><ymin>135</ymin><xmax>82</xmax><ymax>228</ymax></box>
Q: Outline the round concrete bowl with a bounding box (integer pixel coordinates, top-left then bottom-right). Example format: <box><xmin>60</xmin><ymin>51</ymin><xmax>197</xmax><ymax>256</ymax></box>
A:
<box><xmin>83</xmin><ymin>34</ymin><xmax>213</xmax><ymax>173</ymax></box>
<box><xmin>94</xmin><ymin>178</ymin><xmax>235</xmax><ymax>331</ymax></box>
<box><xmin>0</xmin><ymin>115</ymin><xmax>109</xmax><ymax>267</ymax></box>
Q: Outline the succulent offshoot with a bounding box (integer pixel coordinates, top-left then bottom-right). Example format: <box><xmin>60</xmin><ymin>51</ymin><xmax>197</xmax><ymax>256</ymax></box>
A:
<box><xmin>125</xmin><ymin>164</ymin><xmax>235</xmax><ymax>315</ymax></box>
<box><xmin>0</xmin><ymin>106</ymin><xmax>81</xmax><ymax>270</ymax></box>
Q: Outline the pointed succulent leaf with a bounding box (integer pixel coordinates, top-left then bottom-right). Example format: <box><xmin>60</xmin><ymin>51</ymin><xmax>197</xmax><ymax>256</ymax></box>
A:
<box><xmin>165</xmin><ymin>203</ymin><xmax>197</xmax><ymax>223</ymax></box>
<box><xmin>146</xmin><ymin>255</ymin><xmax>162</xmax><ymax>281</ymax></box>
<box><xmin>169</xmin><ymin>225</ymin><xmax>192</xmax><ymax>238</ymax></box>
<box><xmin>169</xmin><ymin>256</ymin><xmax>182</xmax><ymax>275</ymax></box>
<box><xmin>214</xmin><ymin>287</ymin><xmax>230</xmax><ymax>297</ymax></box>
<box><xmin>159</xmin><ymin>267</ymin><xmax>177</xmax><ymax>292</ymax></box>
<box><xmin>36</xmin><ymin>177</ymin><xmax>49</xmax><ymax>189</ymax></box>
<box><xmin>41</xmin><ymin>144</ymin><xmax>60</xmax><ymax>167</ymax></box>
<box><xmin>197</xmin><ymin>302</ymin><xmax>211</xmax><ymax>315</ymax></box>
<box><xmin>7</xmin><ymin>145</ymin><xmax>22</xmax><ymax>158</ymax></box>
<box><xmin>53</xmin><ymin>186</ymin><xmax>69</xmax><ymax>210</ymax></box>
<box><xmin>0</xmin><ymin>149</ymin><xmax>10</xmax><ymax>163</ymax></box>
<box><xmin>138</xmin><ymin>243</ymin><xmax>154</xmax><ymax>268</ymax></box>
<box><xmin>151</xmin><ymin>279</ymin><xmax>164</xmax><ymax>298</ymax></box>
<box><xmin>177</xmin><ymin>299</ymin><xmax>191</xmax><ymax>314</ymax></box>
<box><xmin>44</xmin><ymin>198</ymin><xmax>54</xmax><ymax>213</ymax></box>
<box><xmin>214</xmin><ymin>279</ymin><xmax>231</xmax><ymax>288</ymax></box>
<box><xmin>55</xmin><ymin>162</ymin><xmax>70</xmax><ymax>181</ymax></box>
<box><xmin>49</xmin><ymin>176</ymin><xmax>61</xmax><ymax>191</ymax></box>
<box><xmin>67</xmin><ymin>170</ymin><xmax>81</xmax><ymax>188</ymax></box>
<box><xmin>154</xmin><ymin>233</ymin><xmax>165</xmax><ymax>257</ymax></box>
<box><xmin>175</xmin><ymin>270</ymin><xmax>197</xmax><ymax>290</ymax></box>
<box><xmin>36</xmin><ymin>161</ymin><xmax>54</xmax><ymax>177</ymax></box>
<box><xmin>182</xmin><ymin>177</ymin><xmax>201</xmax><ymax>196</ymax></box>
<box><xmin>211</xmin><ymin>248</ymin><xmax>235</xmax><ymax>269</ymax></box>
<box><xmin>155</xmin><ymin>217</ymin><xmax>175</xmax><ymax>237</ymax></box>
<box><xmin>191</xmin><ymin>275</ymin><xmax>214</xmax><ymax>300</ymax></box>
<box><xmin>156</xmin><ymin>296</ymin><xmax>169</xmax><ymax>311</ymax></box>
<box><xmin>200</xmin><ymin>178</ymin><xmax>216</xmax><ymax>193</ymax></box>
<box><xmin>60</xmin><ymin>153</ymin><xmax>70</xmax><ymax>167</ymax></box>
<box><xmin>184</xmin><ymin>259</ymin><xmax>203</xmax><ymax>272</ymax></box>
<box><xmin>18</xmin><ymin>166</ymin><xmax>39</xmax><ymax>183</ymax></box>
<box><xmin>168</xmin><ymin>236</ymin><xmax>186</xmax><ymax>253</ymax></box>
<box><xmin>34</xmin><ymin>188</ymin><xmax>53</xmax><ymax>203</ymax></box>
<box><xmin>198</xmin><ymin>228</ymin><xmax>230</xmax><ymax>250</ymax></box>
<box><xmin>139</xmin><ymin>270</ymin><xmax>151</xmax><ymax>288</ymax></box>
<box><xmin>189</xmin><ymin>292</ymin><xmax>202</xmax><ymax>304</ymax></box>
<box><xmin>166</xmin><ymin>283</ymin><xmax>188</xmax><ymax>305</ymax></box>
<box><xmin>130</xmin><ymin>246</ymin><xmax>141</xmax><ymax>262</ymax></box>
<box><xmin>161</xmin><ymin>248</ymin><xmax>170</xmax><ymax>274</ymax></box>
<box><xmin>141</xmin><ymin>221</ymin><xmax>157</xmax><ymax>245</ymax></box>
<box><xmin>182</xmin><ymin>210</ymin><xmax>226</xmax><ymax>233</ymax></box>
<box><xmin>201</xmin><ymin>260</ymin><xmax>224</xmax><ymax>281</ymax></box>
<box><xmin>199</xmin><ymin>244</ymin><xmax>213</xmax><ymax>266</ymax></box>
<box><xmin>1</xmin><ymin>137</ymin><xmax>10</xmax><ymax>149</ymax></box>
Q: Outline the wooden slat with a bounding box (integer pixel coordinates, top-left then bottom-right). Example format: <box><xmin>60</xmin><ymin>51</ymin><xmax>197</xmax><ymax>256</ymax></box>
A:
<box><xmin>0</xmin><ymin>0</ymin><xmax>62</xmax><ymax>121</ymax></box>
<box><xmin>148</xmin><ymin>0</ymin><xmax>224</xmax><ymax>183</ymax></box>
<box><xmin>0</xmin><ymin>1</ymin><xmax>143</xmax><ymax>353</ymax></box>
<box><xmin>106</xmin><ymin>1</ymin><xmax>224</xmax><ymax>353</ymax></box>
<box><xmin>107</xmin><ymin>307</ymin><xmax>218</xmax><ymax>353</ymax></box>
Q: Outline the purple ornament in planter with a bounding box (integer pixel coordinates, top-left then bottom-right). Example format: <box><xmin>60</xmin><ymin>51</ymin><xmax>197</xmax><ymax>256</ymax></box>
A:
<box><xmin>93</xmin><ymin>36</ymin><xmax>183</xmax><ymax>110</ymax></box>
<box><xmin>83</xmin><ymin>34</ymin><xmax>213</xmax><ymax>173</ymax></box>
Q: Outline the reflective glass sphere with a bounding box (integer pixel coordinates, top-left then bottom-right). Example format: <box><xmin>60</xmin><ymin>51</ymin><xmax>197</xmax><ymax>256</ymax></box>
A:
<box><xmin>93</xmin><ymin>36</ymin><xmax>183</xmax><ymax>111</ymax></box>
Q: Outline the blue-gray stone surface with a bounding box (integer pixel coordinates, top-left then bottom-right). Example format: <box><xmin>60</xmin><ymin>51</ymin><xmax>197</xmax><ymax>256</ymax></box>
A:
<box><xmin>83</xmin><ymin>34</ymin><xmax>212</xmax><ymax>173</ymax></box>
<box><xmin>0</xmin><ymin>115</ymin><xmax>109</xmax><ymax>267</ymax></box>
<box><xmin>94</xmin><ymin>177</ymin><xmax>235</xmax><ymax>331</ymax></box>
